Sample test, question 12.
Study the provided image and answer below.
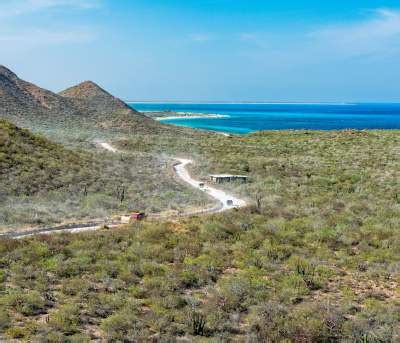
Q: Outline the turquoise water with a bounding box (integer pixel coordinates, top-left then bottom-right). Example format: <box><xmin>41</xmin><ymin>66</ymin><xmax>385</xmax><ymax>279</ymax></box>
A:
<box><xmin>130</xmin><ymin>103</ymin><xmax>400</xmax><ymax>134</ymax></box>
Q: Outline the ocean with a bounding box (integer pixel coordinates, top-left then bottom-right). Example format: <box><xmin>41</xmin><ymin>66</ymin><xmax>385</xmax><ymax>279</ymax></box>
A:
<box><xmin>129</xmin><ymin>103</ymin><xmax>400</xmax><ymax>134</ymax></box>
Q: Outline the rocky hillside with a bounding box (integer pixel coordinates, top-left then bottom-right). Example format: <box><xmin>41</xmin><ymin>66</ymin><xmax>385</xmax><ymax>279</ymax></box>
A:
<box><xmin>0</xmin><ymin>65</ymin><xmax>158</xmax><ymax>132</ymax></box>
<box><xmin>60</xmin><ymin>80</ymin><xmax>134</xmax><ymax>114</ymax></box>
<box><xmin>0</xmin><ymin>66</ymin><xmax>79</xmax><ymax>121</ymax></box>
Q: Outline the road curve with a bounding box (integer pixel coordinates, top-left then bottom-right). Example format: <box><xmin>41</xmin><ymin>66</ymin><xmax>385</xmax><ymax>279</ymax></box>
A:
<box><xmin>174</xmin><ymin>158</ymin><xmax>247</xmax><ymax>212</ymax></box>
<box><xmin>95</xmin><ymin>140</ymin><xmax>118</xmax><ymax>153</ymax></box>
<box><xmin>1</xmin><ymin>143</ymin><xmax>246</xmax><ymax>239</ymax></box>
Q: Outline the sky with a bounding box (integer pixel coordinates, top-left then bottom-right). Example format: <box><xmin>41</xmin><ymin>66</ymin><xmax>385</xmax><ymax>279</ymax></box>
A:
<box><xmin>1</xmin><ymin>0</ymin><xmax>400</xmax><ymax>102</ymax></box>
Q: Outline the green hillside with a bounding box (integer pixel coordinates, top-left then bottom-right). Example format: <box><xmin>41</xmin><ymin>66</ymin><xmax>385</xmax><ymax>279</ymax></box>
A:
<box><xmin>0</xmin><ymin>119</ymin><xmax>208</xmax><ymax>229</ymax></box>
<box><xmin>0</xmin><ymin>119</ymin><xmax>94</xmax><ymax>197</ymax></box>
<box><xmin>1</xmin><ymin>129</ymin><xmax>399</xmax><ymax>341</ymax></box>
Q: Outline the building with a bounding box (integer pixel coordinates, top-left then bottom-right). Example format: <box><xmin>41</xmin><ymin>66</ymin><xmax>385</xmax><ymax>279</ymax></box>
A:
<box><xmin>209</xmin><ymin>174</ymin><xmax>248</xmax><ymax>184</ymax></box>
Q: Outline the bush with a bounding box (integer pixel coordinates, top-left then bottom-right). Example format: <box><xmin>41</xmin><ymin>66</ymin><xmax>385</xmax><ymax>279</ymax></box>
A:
<box><xmin>5</xmin><ymin>290</ymin><xmax>47</xmax><ymax>316</ymax></box>
<box><xmin>279</xmin><ymin>274</ymin><xmax>309</xmax><ymax>303</ymax></box>
<box><xmin>101</xmin><ymin>311</ymin><xmax>144</xmax><ymax>341</ymax></box>
<box><xmin>61</xmin><ymin>278</ymin><xmax>90</xmax><ymax>296</ymax></box>
<box><xmin>248</xmin><ymin>302</ymin><xmax>290</xmax><ymax>341</ymax></box>
<box><xmin>0</xmin><ymin>308</ymin><xmax>11</xmax><ymax>330</ymax></box>
<box><xmin>6</xmin><ymin>326</ymin><xmax>29</xmax><ymax>339</ymax></box>
<box><xmin>49</xmin><ymin>304</ymin><xmax>80</xmax><ymax>335</ymax></box>
<box><xmin>87</xmin><ymin>293</ymin><xmax>124</xmax><ymax>318</ymax></box>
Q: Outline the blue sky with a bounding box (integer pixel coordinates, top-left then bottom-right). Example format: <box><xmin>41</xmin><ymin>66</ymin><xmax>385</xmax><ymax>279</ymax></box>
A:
<box><xmin>1</xmin><ymin>0</ymin><xmax>400</xmax><ymax>102</ymax></box>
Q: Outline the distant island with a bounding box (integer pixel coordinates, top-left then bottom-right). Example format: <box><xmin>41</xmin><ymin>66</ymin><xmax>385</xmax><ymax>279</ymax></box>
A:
<box><xmin>143</xmin><ymin>111</ymin><xmax>230</xmax><ymax>121</ymax></box>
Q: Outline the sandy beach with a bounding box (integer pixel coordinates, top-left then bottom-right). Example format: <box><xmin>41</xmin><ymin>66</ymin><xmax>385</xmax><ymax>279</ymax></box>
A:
<box><xmin>150</xmin><ymin>113</ymin><xmax>229</xmax><ymax>121</ymax></box>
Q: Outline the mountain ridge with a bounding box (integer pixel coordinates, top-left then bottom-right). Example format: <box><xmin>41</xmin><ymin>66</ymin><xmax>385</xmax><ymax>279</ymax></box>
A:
<box><xmin>0</xmin><ymin>65</ymin><xmax>156</xmax><ymax>131</ymax></box>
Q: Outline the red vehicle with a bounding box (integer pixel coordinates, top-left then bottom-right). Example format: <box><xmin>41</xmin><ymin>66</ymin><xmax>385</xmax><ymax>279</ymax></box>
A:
<box><xmin>131</xmin><ymin>212</ymin><xmax>146</xmax><ymax>221</ymax></box>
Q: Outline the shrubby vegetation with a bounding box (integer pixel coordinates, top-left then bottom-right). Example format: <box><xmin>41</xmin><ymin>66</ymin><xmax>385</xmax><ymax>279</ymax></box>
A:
<box><xmin>0</xmin><ymin>119</ymin><xmax>209</xmax><ymax>229</ymax></box>
<box><xmin>0</xmin><ymin>208</ymin><xmax>399</xmax><ymax>340</ymax></box>
<box><xmin>0</xmin><ymin>128</ymin><xmax>399</xmax><ymax>340</ymax></box>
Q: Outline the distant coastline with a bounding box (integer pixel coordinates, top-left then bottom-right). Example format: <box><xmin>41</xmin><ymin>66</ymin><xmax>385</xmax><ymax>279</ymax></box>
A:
<box><xmin>133</xmin><ymin>103</ymin><xmax>400</xmax><ymax>134</ymax></box>
<box><xmin>129</xmin><ymin>101</ymin><xmax>355</xmax><ymax>105</ymax></box>
<box><xmin>143</xmin><ymin>111</ymin><xmax>230</xmax><ymax>121</ymax></box>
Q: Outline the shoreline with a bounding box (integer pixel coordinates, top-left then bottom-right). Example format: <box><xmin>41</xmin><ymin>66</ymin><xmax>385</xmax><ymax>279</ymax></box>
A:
<box><xmin>155</xmin><ymin>114</ymin><xmax>229</xmax><ymax>121</ymax></box>
<box><xmin>142</xmin><ymin>111</ymin><xmax>230</xmax><ymax>121</ymax></box>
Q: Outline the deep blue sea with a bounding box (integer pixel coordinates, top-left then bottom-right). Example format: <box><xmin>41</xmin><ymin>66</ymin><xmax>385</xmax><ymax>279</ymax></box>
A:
<box><xmin>129</xmin><ymin>103</ymin><xmax>400</xmax><ymax>134</ymax></box>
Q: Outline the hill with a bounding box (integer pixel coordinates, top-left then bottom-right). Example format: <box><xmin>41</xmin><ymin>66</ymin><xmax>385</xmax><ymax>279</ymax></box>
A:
<box><xmin>0</xmin><ymin>65</ymin><xmax>159</xmax><ymax>132</ymax></box>
<box><xmin>0</xmin><ymin>129</ymin><xmax>399</xmax><ymax>341</ymax></box>
<box><xmin>0</xmin><ymin>66</ymin><xmax>79</xmax><ymax>122</ymax></box>
<box><xmin>0</xmin><ymin>118</ymin><xmax>208</xmax><ymax>228</ymax></box>
<box><xmin>0</xmin><ymin>119</ymin><xmax>86</xmax><ymax>197</ymax></box>
<box><xmin>59</xmin><ymin>80</ymin><xmax>135</xmax><ymax>115</ymax></box>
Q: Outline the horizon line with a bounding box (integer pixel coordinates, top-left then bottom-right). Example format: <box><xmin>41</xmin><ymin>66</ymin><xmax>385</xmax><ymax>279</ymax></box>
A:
<box><xmin>125</xmin><ymin>101</ymin><xmax>356</xmax><ymax>105</ymax></box>
<box><xmin>125</xmin><ymin>100</ymin><xmax>400</xmax><ymax>105</ymax></box>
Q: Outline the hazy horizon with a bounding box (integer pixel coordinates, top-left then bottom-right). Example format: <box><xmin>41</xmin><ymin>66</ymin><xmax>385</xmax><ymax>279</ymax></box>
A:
<box><xmin>126</xmin><ymin>100</ymin><xmax>400</xmax><ymax>104</ymax></box>
<box><xmin>2</xmin><ymin>0</ymin><xmax>400</xmax><ymax>102</ymax></box>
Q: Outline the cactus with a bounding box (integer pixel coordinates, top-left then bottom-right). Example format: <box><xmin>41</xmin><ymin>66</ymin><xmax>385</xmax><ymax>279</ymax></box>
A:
<box><xmin>190</xmin><ymin>311</ymin><xmax>206</xmax><ymax>336</ymax></box>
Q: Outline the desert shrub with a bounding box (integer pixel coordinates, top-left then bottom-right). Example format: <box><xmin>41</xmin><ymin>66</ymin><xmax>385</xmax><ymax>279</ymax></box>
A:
<box><xmin>86</xmin><ymin>293</ymin><xmax>124</xmax><ymax>318</ymax></box>
<box><xmin>261</xmin><ymin>240</ymin><xmax>292</xmax><ymax>262</ymax></box>
<box><xmin>32</xmin><ymin>328</ymin><xmax>92</xmax><ymax>343</ymax></box>
<box><xmin>217</xmin><ymin>273</ymin><xmax>269</xmax><ymax>311</ymax></box>
<box><xmin>55</xmin><ymin>255</ymin><xmax>92</xmax><ymax>278</ymax></box>
<box><xmin>284</xmin><ymin>304</ymin><xmax>327</xmax><ymax>341</ymax></box>
<box><xmin>0</xmin><ymin>270</ymin><xmax>6</xmax><ymax>292</ymax></box>
<box><xmin>278</xmin><ymin>273</ymin><xmax>309</xmax><ymax>303</ymax></box>
<box><xmin>248</xmin><ymin>302</ymin><xmax>290</xmax><ymax>341</ymax></box>
<box><xmin>69</xmin><ymin>333</ymin><xmax>91</xmax><ymax>343</ymax></box>
<box><xmin>288</xmin><ymin>256</ymin><xmax>326</xmax><ymax>290</ymax></box>
<box><xmin>49</xmin><ymin>304</ymin><xmax>80</xmax><ymax>335</ymax></box>
<box><xmin>0</xmin><ymin>308</ymin><xmax>11</xmax><ymax>330</ymax></box>
<box><xmin>61</xmin><ymin>277</ymin><xmax>90</xmax><ymax>296</ymax></box>
<box><xmin>19</xmin><ymin>291</ymin><xmax>47</xmax><ymax>316</ymax></box>
<box><xmin>6</xmin><ymin>326</ymin><xmax>29</xmax><ymax>339</ymax></box>
<box><xmin>4</xmin><ymin>290</ymin><xmax>47</xmax><ymax>316</ymax></box>
<box><xmin>100</xmin><ymin>310</ymin><xmax>144</xmax><ymax>341</ymax></box>
<box><xmin>180</xmin><ymin>269</ymin><xmax>200</xmax><ymax>288</ymax></box>
<box><xmin>157</xmin><ymin>294</ymin><xmax>187</xmax><ymax>310</ymax></box>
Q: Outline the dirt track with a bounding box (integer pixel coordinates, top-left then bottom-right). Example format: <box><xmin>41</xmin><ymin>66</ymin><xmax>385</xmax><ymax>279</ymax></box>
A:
<box><xmin>0</xmin><ymin>142</ymin><xmax>247</xmax><ymax>239</ymax></box>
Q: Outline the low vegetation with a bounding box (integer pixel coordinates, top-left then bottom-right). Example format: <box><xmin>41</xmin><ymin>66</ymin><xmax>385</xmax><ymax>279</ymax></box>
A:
<box><xmin>1</xmin><ymin>128</ymin><xmax>399</xmax><ymax>340</ymax></box>
<box><xmin>0</xmin><ymin>119</ymin><xmax>209</xmax><ymax>230</ymax></box>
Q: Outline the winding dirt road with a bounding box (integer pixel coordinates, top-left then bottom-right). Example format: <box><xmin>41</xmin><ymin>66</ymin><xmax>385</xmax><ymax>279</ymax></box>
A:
<box><xmin>95</xmin><ymin>142</ymin><xmax>247</xmax><ymax>211</ymax></box>
<box><xmin>1</xmin><ymin>142</ymin><xmax>246</xmax><ymax>239</ymax></box>
<box><xmin>174</xmin><ymin>158</ymin><xmax>246</xmax><ymax>211</ymax></box>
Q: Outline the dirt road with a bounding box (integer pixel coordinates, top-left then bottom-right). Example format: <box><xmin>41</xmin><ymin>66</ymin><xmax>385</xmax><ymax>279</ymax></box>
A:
<box><xmin>174</xmin><ymin>158</ymin><xmax>247</xmax><ymax>211</ymax></box>
<box><xmin>1</xmin><ymin>142</ymin><xmax>247</xmax><ymax>239</ymax></box>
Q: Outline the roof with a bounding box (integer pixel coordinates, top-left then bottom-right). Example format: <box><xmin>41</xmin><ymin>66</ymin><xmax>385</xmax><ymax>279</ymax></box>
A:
<box><xmin>210</xmin><ymin>174</ymin><xmax>248</xmax><ymax>178</ymax></box>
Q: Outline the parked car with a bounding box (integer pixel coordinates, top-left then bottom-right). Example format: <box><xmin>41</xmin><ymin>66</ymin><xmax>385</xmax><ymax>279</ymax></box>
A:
<box><xmin>121</xmin><ymin>212</ymin><xmax>146</xmax><ymax>224</ymax></box>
